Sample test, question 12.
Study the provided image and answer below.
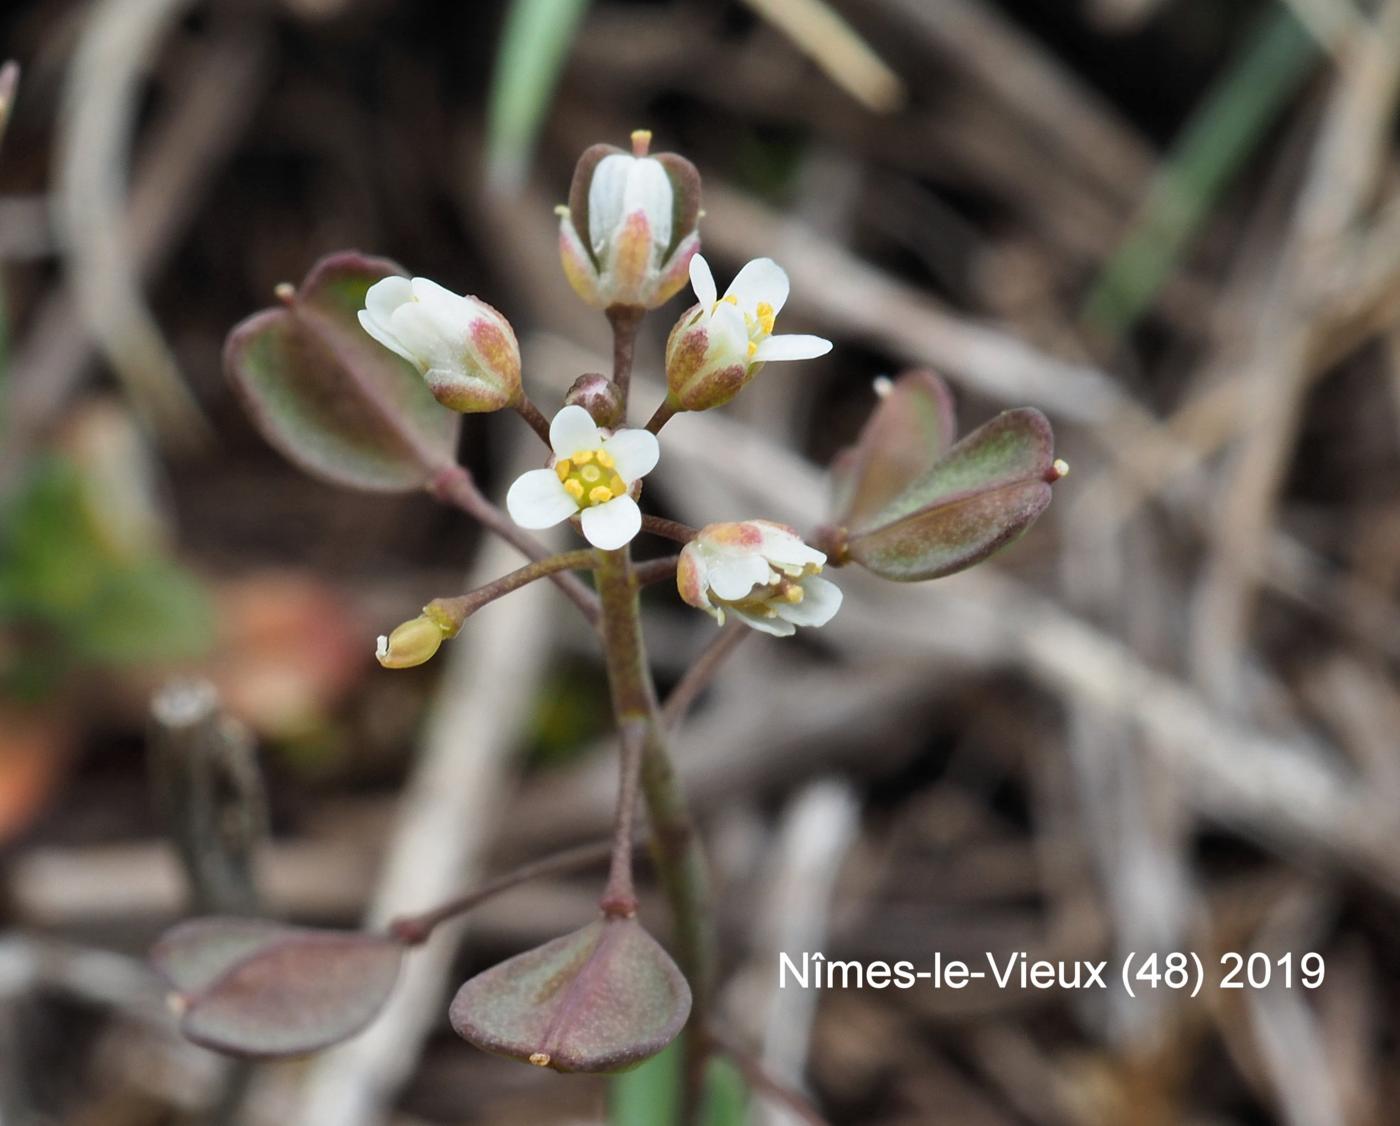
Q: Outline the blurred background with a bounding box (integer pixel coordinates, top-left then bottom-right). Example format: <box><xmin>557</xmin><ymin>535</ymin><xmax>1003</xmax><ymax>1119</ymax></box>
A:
<box><xmin>3</xmin><ymin>0</ymin><xmax>1400</xmax><ymax>1123</ymax></box>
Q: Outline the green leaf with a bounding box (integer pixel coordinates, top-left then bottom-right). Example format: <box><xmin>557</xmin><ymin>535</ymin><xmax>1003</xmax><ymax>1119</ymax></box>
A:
<box><xmin>152</xmin><ymin>918</ymin><xmax>404</xmax><ymax>1058</ymax></box>
<box><xmin>486</xmin><ymin>0</ymin><xmax>592</xmax><ymax>190</ymax></box>
<box><xmin>833</xmin><ymin>370</ymin><xmax>957</xmax><ymax>532</ymax></box>
<box><xmin>451</xmin><ymin>916</ymin><xmax>691</xmax><ymax>1073</ymax></box>
<box><xmin>224</xmin><ymin>251</ymin><xmax>460</xmax><ymax>492</ymax></box>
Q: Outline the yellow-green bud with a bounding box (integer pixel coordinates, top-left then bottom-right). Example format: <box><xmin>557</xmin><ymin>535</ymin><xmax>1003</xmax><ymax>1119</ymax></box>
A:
<box><xmin>375</xmin><ymin>614</ymin><xmax>448</xmax><ymax>669</ymax></box>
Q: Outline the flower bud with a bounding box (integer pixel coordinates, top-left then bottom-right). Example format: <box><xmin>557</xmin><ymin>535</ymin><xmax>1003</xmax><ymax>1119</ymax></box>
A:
<box><xmin>677</xmin><ymin>520</ymin><xmax>842</xmax><ymax>637</ymax></box>
<box><xmin>376</xmin><ymin>613</ymin><xmax>449</xmax><ymax>669</ymax></box>
<box><xmin>563</xmin><ymin>372</ymin><xmax>624</xmax><ymax>430</ymax></box>
<box><xmin>358</xmin><ymin>276</ymin><xmax>521</xmax><ymax>413</ymax></box>
<box><xmin>665</xmin><ymin>256</ymin><xmax>830</xmax><ymax>412</ymax></box>
<box><xmin>557</xmin><ymin>131</ymin><xmax>701</xmax><ymax>311</ymax></box>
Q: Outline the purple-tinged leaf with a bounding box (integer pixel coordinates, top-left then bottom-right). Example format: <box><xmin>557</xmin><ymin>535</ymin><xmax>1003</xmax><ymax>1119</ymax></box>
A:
<box><xmin>833</xmin><ymin>370</ymin><xmax>957</xmax><ymax>531</ymax></box>
<box><xmin>224</xmin><ymin>251</ymin><xmax>460</xmax><ymax>492</ymax></box>
<box><xmin>152</xmin><ymin>918</ymin><xmax>403</xmax><ymax>1058</ymax></box>
<box><xmin>848</xmin><ymin>479</ymin><xmax>1052</xmax><ymax>582</ymax></box>
<box><xmin>450</xmin><ymin>916</ymin><xmax>690</xmax><ymax>1073</ymax></box>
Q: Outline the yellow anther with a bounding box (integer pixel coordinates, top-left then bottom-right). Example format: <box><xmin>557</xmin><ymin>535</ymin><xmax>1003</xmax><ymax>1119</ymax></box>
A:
<box><xmin>784</xmin><ymin>585</ymin><xmax>804</xmax><ymax>604</ymax></box>
<box><xmin>756</xmin><ymin>301</ymin><xmax>775</xmax><ymax>334</ymax></box>
<box><xmin>528</xmin><ymin>1052</ymin><xmax>551</xmax><ymax>1068</ymax></box>
<box><xmin>595</xmin><ymin>449</ymin><xmax>615</xmax><ymax>469</ymax></box>
<box><xmin>1052</xmin><ymin>458</ymin><xmax>1070</xmax><ymax>479</ymax></box>
<box><xmin>589</xmin><ymin>485</ymin><xmax>614</xmax><ymax>505</ymax></box>
<box><xmin>555</xmin><ymin>459</ymin><xmax>572</xmax><ymax>481</ymax></box>
<box><xmin>747</xmin><ymin>340</ymin><xmax>758</xmax><ymax>358</ymax></box>
<box><xmin>608</xmin><ymin>474</ymin><xmax>626</xmax><ymax>495</ymax></box>
<box><xmin>722</xmin><ymin>294</ymin><xmax>738</xmax><ymax>305</ymax></box>
<box><xmin>574</xmin><ymin>449</ymin><xmax>594</xmax><ymax>464</ymax></box>
<box><xmin>630</xmin><ymin>129</ymin><xmax>652</xmax><ymax>156</ymax></box>
<box><xmin>564</xmin><ymin>479</ymin><xmax>585</xmax><ymax>501</ymax></box>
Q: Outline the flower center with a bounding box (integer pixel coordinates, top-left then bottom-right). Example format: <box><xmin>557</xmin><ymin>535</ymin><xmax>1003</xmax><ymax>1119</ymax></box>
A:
<box><xmin>555</xmin><ymin>448</ymin><xmax>627</xmax><ymax>508</ymax></box>
<box><xmin>720</xmin><ymin>574</ymin><xmax>809</xmax><ymax>619</ymax></box>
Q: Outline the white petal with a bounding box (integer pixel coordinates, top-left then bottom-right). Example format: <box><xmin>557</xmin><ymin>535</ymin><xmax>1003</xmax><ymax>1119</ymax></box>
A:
<box><xmin>364</xmin><ymin>275</ymin><xmax>413</xmax><ymax>324</ymax></box>
<box><xmin>753</xmin><ymin>334</ymin><xmax>832</xmax><ymax>363</ymax></box>
<box><xmin>754</xmin><ymin>525</ymin><xmax>825</xmax><ymax>571</ymax></box>
<box><xmin>549</xmin><ymin>404</ymin><xmax>603</xmax><ymax>459</ymax></box>
<box><xmin>580</xmin><ymin>495</ymin><xmax>642</xmax><ymax>550</ymax></box>
<box><xmin>357</xmin><ymin>309</ymin><xmax>416</xmax><ymax>366</ymax></box>
<box><xmin>601</xmin><ymin>428</ymin><xmax>659</xmax><ymax>482</ymax></box>
<box><xmin>689</xmin><ymin>254</ymin><xmax>717</xmax><ymax>309</ymax></box>
<box><xmin>624</xmin><ymin>158</ymin><xmax>673</xmax><ymax>256</ymax></box>
<box><xmin>775</xmin><ymin>575</ymin><xmax>843</xmax><ymax>628</ymax></box>
<box><xmin>389</xmin><ymin>302</ymin><xmax>464</xmax><ymax>374</ymax></box>
<box><xmin>708</xmin><ymin>555</ymin><xmax>771</xmax><ymax>601</ymax></box>
<box><xmin>709</xmin><ymin>300</ymin><xmax>750</xmax><ymax>360</ymax></box>
<box><xmin>506</xmin><ymin>469</ymin><xmax>578</xmax><ymax>529</ymax></box>
<box><xmin>724</xmin><ymin>258</ymin><xmax>789</xmax><ymax>315</ymax></box>
<box><xmin>588</xmin><ymin>153</ymin><xmax>634</xmax><ymax>252</ymax></box>
<box><xmin>731</xmin><ymin>606</ymin><xmax>796</xmax><ymax>637</ymax></box>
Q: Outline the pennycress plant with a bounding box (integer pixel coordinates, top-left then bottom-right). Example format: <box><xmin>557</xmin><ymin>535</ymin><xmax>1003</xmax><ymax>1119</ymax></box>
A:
<box><xmin>156</xmin><ymin>130</ymin><xmax>1065</xmax><ymax>1107</ymax></box>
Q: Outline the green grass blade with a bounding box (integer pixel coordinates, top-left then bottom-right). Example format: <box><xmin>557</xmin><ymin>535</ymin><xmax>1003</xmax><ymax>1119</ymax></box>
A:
<box><xmin>1080</xmin><ymin>5</ymin><xmax>1319</xmax><ymax>340</ymax></box>
<box><xmin>610</xmin><ymin>1039</ymin><xmax>681</xmax><ymax>1126</ymax></box>
<box><xmin>485</xmin><ymin>0</ymin><xmax>591</xmax><ymax>191</ymax></box>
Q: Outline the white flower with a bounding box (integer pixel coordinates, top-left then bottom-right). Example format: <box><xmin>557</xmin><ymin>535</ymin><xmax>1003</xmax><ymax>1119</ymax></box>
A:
<box><xmin>676</xmin><ymin>520</ymin><xmax>842</xmax><ymax>637</ymax></box>
<box><xmin>358</xmin><ymin>276</ymin><xmax>521</xmax><ymax>413</ymax></box>
<box><xmin>506</xmin><ymin>405</ymin><xmax>660</xmax><ymax>551</ymax></box>
<box><xmin>558</xmin><ymin>131</ymin><xmax>700</xmax><ymax>311</ymax></box>
<box><xmin>664</xmin><ymin>255</ymin><xmax>831</xmax><ymax>411</ymax></box>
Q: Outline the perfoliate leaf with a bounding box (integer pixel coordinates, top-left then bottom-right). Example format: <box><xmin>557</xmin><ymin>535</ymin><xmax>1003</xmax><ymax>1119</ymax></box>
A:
<box><xmin>152</xmin><ymin>918</ymin><xmax>403</xmax><ymax>1058</ymax></box>
<box><xmin>224</xmin><ymin>251</ymin><xmax>460</xmax><ymax>492</ymax></box>
<box><xmin>832</xmin><ymin>370</ymin><xmax>957</xmax><ymax>531</ymax></box>
<box><xmin>450</xmin><ymin>916</ymin><xmax>691</xmax><ymax>1073</ymax></box>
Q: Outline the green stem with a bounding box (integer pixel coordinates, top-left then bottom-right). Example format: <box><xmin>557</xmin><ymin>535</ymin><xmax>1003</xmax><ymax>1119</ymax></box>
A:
<box><xmin>606</xmin><ymin>305</ymin><xmax>644</xmax><ymax>409</ymax></box>
<box><xmin>594</xmin><ymin>547</ymin><xmax>714</xmax><ymax>1113</ymax></box>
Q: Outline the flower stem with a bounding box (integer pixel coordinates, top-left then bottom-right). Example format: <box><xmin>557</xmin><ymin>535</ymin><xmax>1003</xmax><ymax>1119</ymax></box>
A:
<box><xmin>514</xmin><ymin>396</ymin><xmax>552</xmax><ymax>446</ymax></box>
<box><xmin>634</xmin><ymin>554</ymin><xmax>680</xmax><ymax>587</ymax></box>
<box><xmin>593</xmin><ymin>547</ymin><xmax>714</xmax><ymax>1110</ymax></box>
<box><xmin>600</xmin><ymin>718</ymin><xmax>645</xmax><ymax>918</ymax></box>
<box><xmin>606</xmin><ymin>305</ymin><xmax>644</xmax><ymax>408</ymax></box>
<box><xmin>387</xmin><ymin>839</ymin><xmax>616</xmax><ymax>946</ymax></box>
<box><xmin>662</xmin><ymin>622</ymin><xmax>749</xmax><ymax>728</ymax></box>
<box><xmin>427</xmin><ymin>549</ymin><xmax>597</xmax><ymax>631</ymax></box>
<box><xmin>429</xmin><ymin>465</ymin><xmax>601</xmax><ymax>626</ymax></box>
<box><xmin>641</xmin><ymin>514</ymin><xmax>699</xmax><ymax>543</ymax></box>
<box><xmin>646</xmin><ymin>399</ymin><xmax>678</xmax><ymax>434</ymax></box>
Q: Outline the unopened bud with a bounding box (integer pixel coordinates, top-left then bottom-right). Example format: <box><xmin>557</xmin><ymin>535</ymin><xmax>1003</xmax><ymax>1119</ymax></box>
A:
<box><xmin>376</xmin><ymin>614</ymin><xmax>448</xmax><ymax>669</ymax></box>
<box><xmin>563</xmin><ymin>372</ymin><xmax>624</xmax><ymax>429</ymax></box>
<box><xmin>359</xmin><ymin>276</ymin><xmax>522</xmax><ymax>413</ymax></box>
<box><xmin>557</xmin><ymin>135</ymin><xmax>702</xmax><ymax>312</ymax></box>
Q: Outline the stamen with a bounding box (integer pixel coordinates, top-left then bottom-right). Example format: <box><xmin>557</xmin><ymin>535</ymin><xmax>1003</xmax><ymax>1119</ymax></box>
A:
<box><xmin>608</xmin><ymin>474</ymin><xmax>626</xmax><ymax>495</ymax></box>
<box><xmin>784</xmin><ymin>585</ymin><xmax>804</xmax><ymax>604</ymax></box>
<box><xmin>574</xmin><ymin>449</ymin><xmax>595</xmax><ymax>464</ymax></box>
<box><xmin>588</xmin><ymin>485</ymin><xmax>614</xmax><ymax>505</ymax></box>
<box><xmin>564</xmin><ymin>479</ymin><xmax>585</xmax><ymax>501</ymax></box>
<box><xmin>596</xmin><ymin>449</ymin><xmax>615</xmax><ymax>469</ymax></box>
<box><xmin>555</xmin><ymin>458</ymin><xmax>572</xmax><ymax>481</ymax></box>
<box><xmin>756</xmin><ymin>301</ymin><xmax>775</xmax><ymax>334</ymax></box>
<box><xmin>747</xmin><ymin>341</ymin><xmax>758</xmax><ymax>359</ymax></box>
